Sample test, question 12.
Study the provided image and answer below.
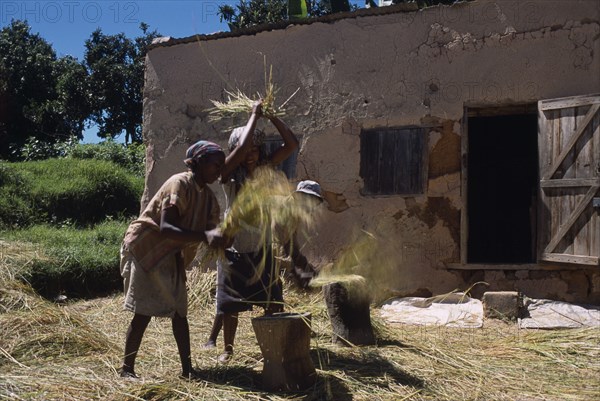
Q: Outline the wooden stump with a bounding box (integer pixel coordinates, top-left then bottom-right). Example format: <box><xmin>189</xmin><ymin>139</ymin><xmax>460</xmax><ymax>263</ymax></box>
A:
<box><xmin>252</xmin><ymin>312</ymin><xmax>316</xmax><ymax>391</ymax></box>
<box><xmin>323</xmin><ymin>281</ymin><xmax>376</xmax><ymax>346</ymax></box>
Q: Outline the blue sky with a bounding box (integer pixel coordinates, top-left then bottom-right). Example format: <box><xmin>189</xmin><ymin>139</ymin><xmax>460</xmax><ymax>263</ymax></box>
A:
<box><xmin>1</xmin><ymin>1</ymin><xmax>231</xmax><ymax>54</ymax></box>
<box><xmin>1</xmin><ymin>0</ymin><xmax>360</xmax><ymax>143</ymax></box>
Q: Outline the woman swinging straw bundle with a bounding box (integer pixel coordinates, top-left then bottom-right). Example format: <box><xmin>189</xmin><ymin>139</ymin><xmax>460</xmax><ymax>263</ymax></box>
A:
<box><xmin>219</xmin><ymin>167</ymin><xmax>316</xmax><ymax>282</ymax></box>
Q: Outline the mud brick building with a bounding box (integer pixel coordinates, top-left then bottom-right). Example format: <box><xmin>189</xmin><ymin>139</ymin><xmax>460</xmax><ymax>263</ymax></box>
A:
<box><xmin>141</xmin><ymin>0</ymin><xmax>600</xmax><ymax>303</ymax></box>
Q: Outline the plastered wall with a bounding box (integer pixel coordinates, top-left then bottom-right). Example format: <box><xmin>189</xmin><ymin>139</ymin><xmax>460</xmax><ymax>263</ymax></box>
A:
<box><xmin>143</xmin><ymin>0</ymin><xmax>600</xmax><ymax>303</ymax></box>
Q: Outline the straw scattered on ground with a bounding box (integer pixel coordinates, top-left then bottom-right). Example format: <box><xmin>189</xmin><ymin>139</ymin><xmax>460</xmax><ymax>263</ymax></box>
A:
<box><xmin>1</xmin><ymin>240</ymin><xmax>599</xmax><ymax>401</ymax></box>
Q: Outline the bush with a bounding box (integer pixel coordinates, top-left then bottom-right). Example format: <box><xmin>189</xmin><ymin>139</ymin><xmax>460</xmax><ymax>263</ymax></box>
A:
<box><xmin>67</xmin><ymin>140</ymin><xmax>146</xmax><ymax>177</ymax></box>
<box><xmin>0</xmin><ymin>158</ymin><xmax>143</xmax><ymax>228</ymax></box>
<box><xmin>13</xmin><ymin>136</ymin><xmax>79</xmax><ymax>161</ymax></box>
<box><xmin>12</xmin><ymin>136</ymin><xmax>146</xmax><ymax>178</ymax></box>
<box><xmin>0</xmin><ymin>164</ymin><xmax>35</xmax><ymax>227</ymax></box>
<box><xmin>1</xmin><ymin>220</ymin><xmax>128</xmax><ymax>298</ymax></box>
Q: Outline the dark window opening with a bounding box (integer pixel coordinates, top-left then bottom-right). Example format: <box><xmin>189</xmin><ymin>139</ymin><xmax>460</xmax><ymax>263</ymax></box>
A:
<box><xmin>360</xmin><ymin>127</ymin><xmax>426</xmax><ymax>195</ymax></box>
<box><xmin>467</xmin><ymin>114</ymin><xmax>538</xmax><ymax>263</ymax></box>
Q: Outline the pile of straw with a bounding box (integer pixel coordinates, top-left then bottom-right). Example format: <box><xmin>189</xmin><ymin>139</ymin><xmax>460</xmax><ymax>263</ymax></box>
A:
<box><xmin>1</xmin><ymin>241</ymin><xmax>50</xmax><ymax>313</ymax></box>
<box><xmin>2</xmin><ymin>239</ymin><xmax>599</xmax><ymax>400</ymax></box>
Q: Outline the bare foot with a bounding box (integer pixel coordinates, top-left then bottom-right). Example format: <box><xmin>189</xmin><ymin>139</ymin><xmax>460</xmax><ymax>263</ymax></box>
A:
<box><xmin>180</xmin><ymin>368</ymin><xmax>203</xmax><ymax>381</ymax></box>
<box><xmin>217</xmin><ymin>351</ymin><xmax>232</xmax><ymax>364</ymax></box>
<box><xmin>119</xmin><ymin>369</ymin><xmax>140</xmax><ymax>380</ymax></box>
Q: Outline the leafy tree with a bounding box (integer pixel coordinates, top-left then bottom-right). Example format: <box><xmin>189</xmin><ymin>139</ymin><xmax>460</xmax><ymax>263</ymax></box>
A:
<box><xmin>368</xmin><ymin>0</ymin><xmax>460</xmax><ymax>8</ymax></box>
<box><xmin>84</xmin><ymin>23</ymin><xmax>160</xmax><ymax>144</ymax></box>
<box><xmin>54</xmin><ymin>56</ymin><xmax>91</xmax><ymax>136</ymax></box>
<box><xmin>219</xmin><ymin>0</ymin><xmax>462</xmax><ymax>30</ymax></box>
<box><xmin>219</xmin><ymin>0</ymin><xmax>287</xmax><ymax>30</ymax></box>
<box><xmin>0</xmin><ymin>20</ymin><xmax>90</xmax><ymax>160</ymax></box>
<box><xmin>219</xmin><ymin>0</ymin><xmax>353</xmax><ymax>31</ymax></box>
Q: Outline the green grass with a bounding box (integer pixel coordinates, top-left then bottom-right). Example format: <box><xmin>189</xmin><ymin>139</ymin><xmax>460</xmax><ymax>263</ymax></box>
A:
<box><xmin>1</xmin><ymin>220</ymin><xmax>128</xmax><ymax>299</ymax></box>
<box><xmin>0</xmin><ymin>156</ymin><xmax>142</xmax><ymax>299</ymax></box>
<box><xmin>0</xmin><ymin>159</ymin><xmax>143</xmax><ymax>228</ymax></box>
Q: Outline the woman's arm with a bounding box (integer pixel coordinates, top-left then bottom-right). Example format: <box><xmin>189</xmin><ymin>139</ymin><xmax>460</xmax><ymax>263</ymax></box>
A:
<box><xmin>267</xmin><ymin>116</ymin><xmax>299</xmax><ymax>166</ymax></box>
<box><xmin>160</xmin><ymin>206</ymin><xmax>227</xmax><ymax>247</ymax></box>
<box><xmin>220</xmin><ymin>100</ymin><xmax>263</xmax><ymax>181</ymax></box>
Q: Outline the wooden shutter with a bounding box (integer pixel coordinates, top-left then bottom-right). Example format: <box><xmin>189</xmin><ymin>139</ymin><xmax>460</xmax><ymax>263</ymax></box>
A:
<box><xmin>538</xmin><ymin>94</ymin><xmax>600</xmax><ymax>265</ymax></box>
<box><xmin>360</xmin><ymin>127</ymin><xmax>427</xmax><ymax>195</ymax></box>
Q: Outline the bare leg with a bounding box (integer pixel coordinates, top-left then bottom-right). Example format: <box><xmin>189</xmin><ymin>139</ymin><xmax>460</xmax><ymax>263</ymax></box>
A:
<box><xmin>220</xmin><ymin>312</ymin><xmax>238</xmax><ymax>362</ymax></box>
<box><xmin>122</xmin><ymin>313</ymin><xmax>151</xmax><ymax>376</ymax></box>
<box><xmin>203</xmin><ymin>313</ymin><xmax>223</xmax><ymax>348</ymax></box>
<box><xmin>172</xmin><ymin>312</ymin><xmax>194</xmax><ymax>376</ymax></box>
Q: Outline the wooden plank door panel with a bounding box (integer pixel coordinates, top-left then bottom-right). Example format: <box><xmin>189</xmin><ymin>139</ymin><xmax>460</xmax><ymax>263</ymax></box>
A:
<box><xmin>538</xmin><ymin>94</ymin><xmax>600</xmax><ymax>266</ymax></box>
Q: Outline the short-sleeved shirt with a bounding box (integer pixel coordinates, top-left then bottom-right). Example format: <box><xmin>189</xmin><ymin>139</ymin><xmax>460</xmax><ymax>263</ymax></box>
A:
<box><xmin>122</xmin><ymin>171</ymin><xmax>220</xmax><ymax>272</ymax></box>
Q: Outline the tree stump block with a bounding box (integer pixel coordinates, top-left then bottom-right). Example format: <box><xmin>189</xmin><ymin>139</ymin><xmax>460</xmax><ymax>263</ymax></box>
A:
<box><xmin>323</xmin><ymin>281</ymin><xmax>376</xmax><ymax>346</ymax></box>
<box><xmin>251</xmin><ymin>312</ymin><xmax>316</xmax><ymax>391</ymax></box>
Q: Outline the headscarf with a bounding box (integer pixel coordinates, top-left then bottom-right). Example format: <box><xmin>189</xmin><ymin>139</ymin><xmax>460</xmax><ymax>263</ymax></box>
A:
<box><xmin>184</xmin><ymin>140</ymin><xmax>224</xmax><ymax>167</ymax></box>
<box><xmin>228</xmin><ymin>126</ymin><xmax>265</xmax><ymax>152</ymax></box>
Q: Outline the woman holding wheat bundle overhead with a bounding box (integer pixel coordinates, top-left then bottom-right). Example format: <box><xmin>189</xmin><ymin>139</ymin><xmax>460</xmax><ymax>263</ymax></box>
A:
<box><xmin>206</xmin><ymin>99</ymin><xmax>299</xmax><ymax>363</ymax></box>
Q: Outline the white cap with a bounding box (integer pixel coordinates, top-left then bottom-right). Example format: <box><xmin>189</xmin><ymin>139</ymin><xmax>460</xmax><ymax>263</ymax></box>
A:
<box><xmin>295</xmin><ymin>180</ymin><xmax>323</xmax><ymax>200</ymax></box>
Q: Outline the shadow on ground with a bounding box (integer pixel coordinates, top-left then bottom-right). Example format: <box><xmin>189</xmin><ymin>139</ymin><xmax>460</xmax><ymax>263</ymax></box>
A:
<box><xmin>158</xmin><ymin>344</ymin><xmax>422</xmax><ymax>399</ymax></box>
<box><xmin>180</xmin><ymin>365</ymin><xmax>353</xmax><ymax>400</ymax></box>
<box><xmin>312</xmin><ymin>347</ymin><xmax>424</xmax><ymax>389</ymax></box>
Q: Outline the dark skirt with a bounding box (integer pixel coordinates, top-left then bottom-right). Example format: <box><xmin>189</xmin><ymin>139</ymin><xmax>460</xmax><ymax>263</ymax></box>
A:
<box><xmin>216</xmin><ymin>249</ymin><xmax>283</xmax><ymax>314</ymax></box>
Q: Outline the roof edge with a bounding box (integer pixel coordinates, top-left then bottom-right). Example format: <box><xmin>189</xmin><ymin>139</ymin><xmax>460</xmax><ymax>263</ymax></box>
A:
<box><xmin>148</xmin><ymin>2</ymin><xmax>434</xmax><ymax>50</ymax></box>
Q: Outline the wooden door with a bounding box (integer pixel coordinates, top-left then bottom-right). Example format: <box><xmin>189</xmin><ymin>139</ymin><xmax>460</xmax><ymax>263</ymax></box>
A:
<box><xmin>538</xmin><ymin>94</ymin><xmax>600</xmax><ymax>265</ymax></box>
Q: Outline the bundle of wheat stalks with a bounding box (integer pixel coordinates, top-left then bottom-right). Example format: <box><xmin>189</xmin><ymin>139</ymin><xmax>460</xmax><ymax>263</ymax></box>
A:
<box><xmin>219</xmin><ymin>167</ymin><xmax>317</xmax><ymax>282</ymax></box>
<box><xmin>206</xmin><ymin>64</ymin><xmax>298</xmax><ymax>122</ymax></box>
<box><xmin>221</xmin><ymin>168</ymin><xmax>313</xmax><ymax>236</ymax></box>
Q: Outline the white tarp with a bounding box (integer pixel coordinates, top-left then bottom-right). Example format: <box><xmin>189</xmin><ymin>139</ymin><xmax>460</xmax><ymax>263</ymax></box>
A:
<box><xmin>518</xmin><ymin>299</ymin><xmax>600</xmax><ymax>329</ymax></box>
<box><xmin>380</xmin><ymin>294</ymin><xmax>484</xmax><ymax>328</ymax></box>
<box><xmin>380</xmin><ymin>295</ymin><xmax>600</xmax><ymax>330</ymax></box>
